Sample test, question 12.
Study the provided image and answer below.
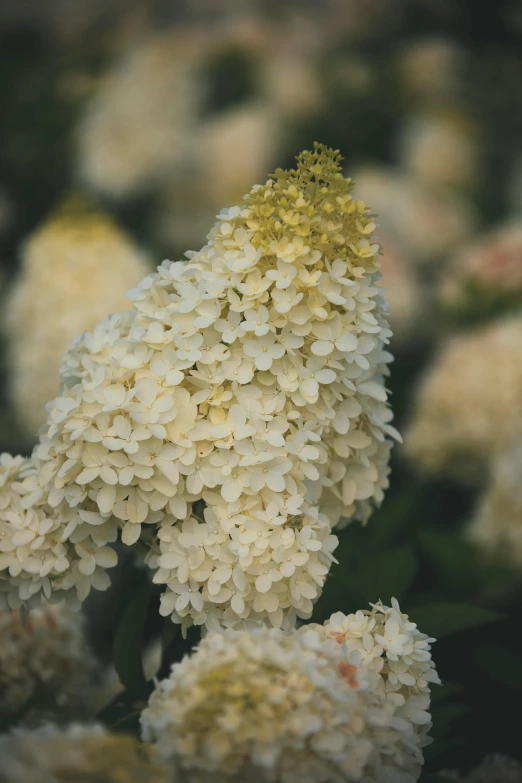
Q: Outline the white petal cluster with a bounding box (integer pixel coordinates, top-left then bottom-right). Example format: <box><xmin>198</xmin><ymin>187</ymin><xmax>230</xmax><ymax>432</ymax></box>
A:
<box><xmin>1</xmin><ymin>145</ymin><xmax>396</xmax><ymax>632</ymax></box>
<box><xmin>0</xmin><ymin>603</ymin><xmax>99</xmax><ymax>725</ymax></box>
<box><xmin>468</xmin><ymin>440</ymin><xmax>522</xmax><ymax>566</ymax></box>
<box><xmin>322</xmin><ymin>598</ymin><xmax>440</xmax><ymax>744</ymax></box>
<box><xmin>5</xmin><ymin>200</ymin><xmax>150</xmax><ymax>434</ymax></box>
<box><xmin>0</xmin><ymin>723</ymin><xmax>173</xmax><ymax>783</ymax></box>
<box><xmin>404</xmin><ymin>316</ymin><xmax>522</xmax><ymax>482</ymax></box>
<box><xmin>141</xmin><ymin>601</ymin><xmax>439</xmax><ymax>783</ymax></box>
<box><xmin>0</xmin><ymin>453</ymin><xmax>118</xmax><ymax>610</ymax></box>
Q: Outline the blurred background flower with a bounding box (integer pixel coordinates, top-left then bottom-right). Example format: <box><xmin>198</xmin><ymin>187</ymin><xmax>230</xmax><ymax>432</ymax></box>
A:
<box><xmin>4</xmin><ymin>198</ymin><xmax>150</xmax><ymax>438</ymax></box>
<box><xmin>0</xmin><ymin>605</ymin><xmax>110</xmax><ymax>727</ymax></box>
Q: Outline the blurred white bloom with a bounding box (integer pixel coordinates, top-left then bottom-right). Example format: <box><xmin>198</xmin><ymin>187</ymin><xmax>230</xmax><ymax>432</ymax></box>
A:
<box><xmin>374</xmin><ymin>231</ymin><xmax>423</xmax><ymax>343</ymax></box>
<box><xmin>76</xmin><ymin>19</ymin><xmax>320</xmax><ymax>209</ymax></box>
<box><xmin>354</xmin><ymin>165</ymin><xmax>475</xmax><ymax>263</ymax></box>
<box><xmin>396</xmin><ymin>38</ymin><xmax>467</xmax><ymax>102</ymax></box>
<box><xmin>157</xmin><ymin>102</ymin><xmax>281</xmax><ymax>252</ymax></box>
<box><xmin>0</xmin><ymin>723</ymin><xmax>172</xmax><ymax>783</ymax></box>
<box><xmin>77</xmin><ymin>17</ymin><xmax>326</xmax><ymax>253</ymax></box>
<box><xmin>440</xmin><ymin>221</ymin><xmax>522</xmax><ymax>309</ymax></box>
<box><xmin>5</xmin><ymin>200</ymin><xmax>150</xmax><ymax>435</ymax></box>
<box><xmin>0</xmin><ymin>604</ymin><xmax>100</xmax><ymax>725</ymax></box>
<box><xmin>404</xmin><ymin>316</ymin><xmax>522</xmax><ymax>481</ymax></box>
<box><xmin>1</xmin><ymin>146</ymin><xmax>396</xmax><ymax>632</ymax></box>
<box><xmin>141</xmin><ymin>605</ymin><xmax>438</xmax><ymax>783</ymax></box>
<box><xmin>398</xmin><ymin>112</ymin><xmax>478</xmax><ymax>189</ymax></box>
<box><xmin>468</xmin><ymin>439</ymin><xmax>522</xmax><ymax>567</ymax></box>
<box><xmin>76</xmin><ymin>30</ymin><xmax>204</xmax><ymax>198</ymax></box>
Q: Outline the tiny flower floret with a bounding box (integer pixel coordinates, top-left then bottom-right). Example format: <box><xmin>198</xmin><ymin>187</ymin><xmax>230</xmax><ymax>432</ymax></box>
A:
<box><xmin>0</xmin><ymin>145</ymin><xmax>397</xmax><ymax>630</ymax></box>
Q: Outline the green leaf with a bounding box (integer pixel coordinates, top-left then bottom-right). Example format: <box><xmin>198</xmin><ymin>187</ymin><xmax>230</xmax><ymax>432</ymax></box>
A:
<box><xmin>406</xmin><ymin>601</ymin><xmax>504</xmax><ymax>638</ymax></box>
<box><xmin>473</xmin><ymin>643</ymin><xmax>522</xmax><ymax>689</ymax></box>
<box><xmin>366</xmin><ymin>492</ymin><xmax>421</xmax><ymax>549</ymax></box>
<box><xmin>113</xmin><ymin>583</ymin><xmax>153</xmax><ymax>698</ymax></box>
<box><xmin>418</xmin><ymin>531</ymin><xmax>481</xmax><ymax>594</ymax></box>
<box><xmin>0</xmin><ymin>691</ymin><xmax>39</xmax><ymax>732</ymax></box>
<box><xmin>430</xmin><ymin>701</ymin><xmax>471</xmax><ymax>739</ymax></box>
<box><xmin>350</xmin><ymin>546</ymin><xmax>419</xmax><ymax>604</ymax></box>
<box><xmin>430</xmin><ymin>680</ymin><xmax>465</xmax><ymax>705</ymax></box>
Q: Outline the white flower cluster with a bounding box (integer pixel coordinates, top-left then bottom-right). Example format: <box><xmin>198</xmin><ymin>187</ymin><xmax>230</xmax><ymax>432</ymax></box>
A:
<box><xmin>5</xmin><ymin>199</ymin><xmax>150</xmax><ymax>434</ymax></box>
<box><xmin>141</xmin><ymin>599</ymin><xmax>439</xmax><ymax>783</ymax></box>
<box><xmin>0</xmin><ymin>603</ymin><xmax>99</xmax><ymax>726</ymax></box>
<box><xmin>468</xmin><ymin>439</ymin><xmax>522</xmax><ymax>567</ymax></box>
<box><xmin>398</xmin><ymin>111</ymin><xmax>478</xmax><ymax>189</ymax></box>
<box><xmin>0</xmin><ymin>453</ymin><xmax>117</xmax><ymax>611</ymax></box>
<box><xmin>0</xmin><ymin>723</ymin><xmax>173</xmax><ymax>783</ymax></box>
<box><xmin>440</xmin><ymin>220</ymin><xmax>522</xmax><ymax>311</ymax></box>
<box><xmin>0</xmin><ymin>145</ymin><xmax>396</xmax><ymax>632</ymax></box>
<box><xmin>321</xmin><ymin>598</ymin><xmax>440</xmax><ymax>744</ymax></box>
<box><xmin>404</xmin><ymin>316</ymin><xmax>522</xmax><ymax>482</ymax></box>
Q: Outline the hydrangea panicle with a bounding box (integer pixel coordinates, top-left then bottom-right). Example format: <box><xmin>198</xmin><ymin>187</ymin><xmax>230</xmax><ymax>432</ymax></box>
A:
<box><xmin>5</xmin><ymin>199</ymin><xmax>150</xmax><ymax>434</ymax></box>
<box><xmin>1</xmin><ymin>145</ymin><xmax>397</xmax><ymax>631</ymax></box>
<box><xmin>0</xmin><ymin>603</ymin><xmax>101</xmax><ymax>726</ymax></box>
<box><xmin>141</xmin><ymin>598</ymin><xmax>439</xmax><ymax>783</ymax></box>
<box><xmin>0</xmin><ymin>723</ymin><xmax>172</xmax><ymax>783</ymax></box>
<box><xmin>404</xmin><ymin>316</ymin><xmax>522</xmax><ymax>481</ymax></box>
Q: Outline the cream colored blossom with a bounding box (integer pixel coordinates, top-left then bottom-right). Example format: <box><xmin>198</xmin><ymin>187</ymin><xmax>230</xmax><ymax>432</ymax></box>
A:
<box><xmin>396</xmin><ymin>38</ymin><xmax>466</xmax><ymax>102</ymax></box>
<box><xmin>0</xmin><ymin>604</ymin><xmax>100</xmax><ymax>726</ymax></box>
<box><xmin>398</xmin><ymin>111</ymin><xmax>478</xmax><ymax>189</ymax></box>
<box><xmin>1</xmin><ymin>146</ymin><xmax>396</xmax><ymax>632</ymax></box>
<box><xmin>0</xmin><ymin>723</ymin><xmax>172</xmax><ymax>783</ymax></box>
<box><xmin>404</xmin><ymin>316</ymin><xmax>522</xmax><ymax>481</ymax></box>
<box><xmin>0</xmin><ymin>452</ymin><xmax>118</xmax><ymax>611</ymax></box>
<box><xmin>76</xmin><ymin>30</ymin><xmax>203</xmax><ymax>198</ymax></box>
<box><xmin>468</xmin><ymin>439</ymin><xmax>522</xmax><ymax>566</ymax></box>
<box><xmin>5</xmin><ymin>200</ymin><xmax>150</xmax><ymax>434</ymax></box>
<box><xmin>141</xmin><ymin>601</ymin><xmax>438</xmax><ymax>783</ymax></box>
<box><xmin>322</xmin><ymin>598</ymin><xmax>440</xmax><ymax>738</ymax></box>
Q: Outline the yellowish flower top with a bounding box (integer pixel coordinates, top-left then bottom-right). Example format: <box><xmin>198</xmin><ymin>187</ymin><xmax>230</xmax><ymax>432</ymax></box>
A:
<box><xmin>24</xmin><ymin>195</ymin><xmax>137</xmax><ymax>261</ymax></box>
<box><xmin>244</xmin><ymin>143</ymin><xmax>378</xmax><ymax>259</ymax></box>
